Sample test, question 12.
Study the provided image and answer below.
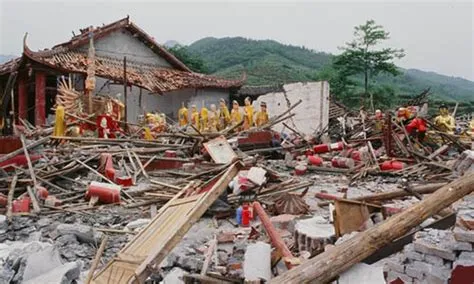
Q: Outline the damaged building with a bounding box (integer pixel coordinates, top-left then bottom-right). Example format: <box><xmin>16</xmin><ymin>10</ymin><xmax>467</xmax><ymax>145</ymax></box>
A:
<box><xmin>0</xmin><ymin>16</ymin><xmax>244</xmax><ymax>126</ymax></box>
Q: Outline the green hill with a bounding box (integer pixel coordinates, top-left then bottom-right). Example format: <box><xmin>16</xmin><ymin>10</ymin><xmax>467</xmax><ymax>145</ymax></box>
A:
<box><xmin>187</xmin><ymin>37</ymin><xmax>473</xmax><ymax>103</ymax></box>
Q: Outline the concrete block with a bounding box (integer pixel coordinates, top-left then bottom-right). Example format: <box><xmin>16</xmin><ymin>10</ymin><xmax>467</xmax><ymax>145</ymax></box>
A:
<box><xmin>453</xmin><ymin>227</ymin><xmax>474</xmax><ymax>243</ymax></box>
<box><xmin>424</xmin><ymin>254</ymin><xmax>444</xmax><ymax>266</ymax></box>
<box><xmin>22</xmin><ymin>246</ymin><xmax>63</xmax><ymax>282</ymax></box>
<box><xmin>413</xmin><ymin>261</ymin><xmax>451</xmax><ymax>280</ymax></box>
<box><xmin>270</xmin><ymin>214</ymin><xmax>297</xmax><ymax>232</ymax></box>
<box><xmin>413</xmin><ymin>242</ymin><xmax>456</xmax><ymax>261</ymax></box>
<box><xmin>386</xmin><ymin>271</ymin><xmax>413</xmax><ymax>283</ymax></box>
<box><xmin>453</xmin><ymin>251</ymin><xmax>474</xmax><ymax>268</ymax></box>
<box><xmin>338</xmin><ymin>263</ymin><xmax>385</xmax><ymax>284</ymax></box>
<box><xmin>244</xmin><ymin>242</ymin><xmax>271</xmax><ymax>282</ymax></box>
<box><xmin>163</xmin><ymin>267</ymin><xmax>186</xmax><ymax>284</ymax></box>
<box><xmin>55</xmin><ymin>223</ymin><xmax>98</xmax><ymax>244</ymax></box>
<box><xmin>23</xmin><ymin>260</ymin><xmax>82</xmax><ymax>284</ymax></box>
<box><xmin>384</xmin><ymin>260</ymin><xmax>405</xmax><ymax>273</ymax></box>
<box><xmin>405</xmin><ymin>265</ymin><xmax>424</xmax><ymax>280</ymax></box>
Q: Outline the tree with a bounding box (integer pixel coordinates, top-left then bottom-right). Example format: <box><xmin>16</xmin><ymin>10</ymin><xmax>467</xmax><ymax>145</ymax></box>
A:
<box><xmin>166</xmin><ymin>45</ymin><xmax>210</xmax><ymax>74</ymax></box>
<box><xmin>333</xmin><ymin>20</ymin><xmax>405</xmax><ymax>112</ymax></box>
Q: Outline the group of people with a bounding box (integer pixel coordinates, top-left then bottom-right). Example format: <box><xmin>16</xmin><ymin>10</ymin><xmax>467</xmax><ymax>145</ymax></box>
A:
<box><xmin>373</xmin><ymin>104</ymin><xmax>472</xmax><ymax>143</ymax></box>
<box><xmin>178</xmin><ymin>97</ymin><xmax>269</xmax><ymax>133</ymax></box>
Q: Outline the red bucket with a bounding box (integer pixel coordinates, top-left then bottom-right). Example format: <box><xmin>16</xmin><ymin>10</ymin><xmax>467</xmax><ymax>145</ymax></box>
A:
<box><xmin>12</xmin><ymin>198</ymin><xmax>30</xmax><ymax>213</ymax></box>
<box><xmin>308</xmin><ymin>155</ymin><xmax>323</xmax><ymax>166</ymax></box>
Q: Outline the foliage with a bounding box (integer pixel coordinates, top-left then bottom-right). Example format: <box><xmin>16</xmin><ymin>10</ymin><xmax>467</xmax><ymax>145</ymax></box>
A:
<box><xmin>165</xmin><ymin>45</ymin><xmax>210</xmax><ymax>74</ymax></box>
<box><xmin>333</xmin><ymin>20</ymin><xmax>405</xmax><ymax>111</ymax></box>
<box><xmin>166</xmin><ymin>36</ymin><xmax>473</xmax><ymax>112</ymax></box>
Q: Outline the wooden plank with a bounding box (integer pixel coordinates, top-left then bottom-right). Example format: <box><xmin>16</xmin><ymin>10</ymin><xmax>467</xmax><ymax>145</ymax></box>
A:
<box><xmin>334</xmin><ymin>199</ymin><xmax>370</xmax><ymax>237</ymax></box>
<box><xmin>20</xmin><ymin>135</ymin><xmax>39</xmax><ymax>192</ymax></box>
<box><xmin>7</xmin><ymin>175</ymin><xmax>17</xmax><ymax>222</ymax></box>
<box><xmin>86</xmin><ymin>235</ymin><xmax>109</xmax><ymax>284</ymax></box>
<box><xmin>92</xmin><ymin>162</ymin><xmax>243</xmax><ymax>284</ymax></box>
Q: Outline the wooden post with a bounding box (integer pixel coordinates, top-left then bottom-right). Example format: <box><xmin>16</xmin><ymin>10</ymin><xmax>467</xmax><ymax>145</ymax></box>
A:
<box><xmin>123</xmin><ymin>56</ymin><xmax>127</xmax><ymax>128</ymax></box>
<box><xmin>270</xmin><ymin>173</ymin><xmax>474</xmax><ymax>284</ymax></box>
<box><xmin>7</xmin><ymin>175</ymin><xmax>17</xmax><ymax>223</ymax></box>
<box><xmin>18</xmin><ymin>75</ymin><xmax>27</xmax><ymax>121</ymax></box>
<box><xmin>20</xmin><ymin>135</ymin><xmax>39</xmax><ymax>191</ymax></box>
<box><xmin>253</xmin><ymin>201</ymin><xmax>296</xmax><ymax>269</ymax></box>
<box><xmin>34</xmin><ymin>71</ymin><xmax>46</xmax><ymax>126</ymax></box>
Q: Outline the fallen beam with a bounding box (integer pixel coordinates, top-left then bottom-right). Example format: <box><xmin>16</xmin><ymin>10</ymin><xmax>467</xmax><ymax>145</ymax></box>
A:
<box><xmin>253</xmin><ymin>201</ymin><xmax>296</xmax><ymax>269</ymax></box>
<box><xmin>270</xmin><ymin>173</ymin><xmax>474</xmax><ymax>283</ymax></box>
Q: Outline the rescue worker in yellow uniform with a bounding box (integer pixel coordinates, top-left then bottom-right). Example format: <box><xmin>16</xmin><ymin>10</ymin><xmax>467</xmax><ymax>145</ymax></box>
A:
<box><xmin>218</xmin><ymin>98</ymin><xmax>231</xmax><ymax>130</ymax></box>
<box><xmin>190</xmin><ymin>105</ymin><xmax>200</xmax><ymax>130</ymax></box>
<box><xmin>255</xmin><ymin>101</ymin><xmax>269</xmax><ymax>127</ymax></box>
<box><xmin>208</xmin><ymin>104</ymin><xmax>219</xmax><ymax>132</ymax></box>
<box><xmin>178</xmin><ymin>102</ymin><xmax>188</xmax><ymax>127</ymax></box>
<box><xmin>200</xmin><ymin>103</ymin><xmax>209</xmax><ymax>132</ymax></box>
<box><xmin>434</xmin><ymin>104</ymin><xmax>455</xmax><ymax>134</ymax></box>
<box><xmin>243</xmin><ymin>97</ymin><xmax>254</xmax><ymax>130</ymax></box>
<box><xmin>230</xmin><ymin>100</ymin><xmax>242</xmax><ymax>128</ymax></box>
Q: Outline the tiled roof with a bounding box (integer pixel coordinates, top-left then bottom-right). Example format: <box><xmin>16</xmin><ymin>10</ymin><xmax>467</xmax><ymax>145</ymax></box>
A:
<box><xmin>0</xmin><ymin>57</ymin><xmax>21</xmax><ymax>75</ymax></box>
<box><xmin>23</xmin><ymin>48</ymin><xmax>243</xmax><ymax>93</ymax></box>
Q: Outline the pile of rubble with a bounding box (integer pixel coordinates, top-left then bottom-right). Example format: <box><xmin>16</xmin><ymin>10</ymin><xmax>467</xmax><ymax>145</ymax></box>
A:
<box><xmin>0</xmin><ymin>96</ymin><xmax>473</xmax><ymax>284</ymax></box>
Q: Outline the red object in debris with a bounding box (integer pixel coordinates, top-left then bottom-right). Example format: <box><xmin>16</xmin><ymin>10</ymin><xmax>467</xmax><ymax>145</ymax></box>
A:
<box><xmin>304</xmin><ymin>149</ymin><xmax>314</xmax><ymax>156</ymax></box>
<box><xmin>45</xmin><ymin>196</ymin><xmax>62</xmax><ymax>207</ymax></box>
<box><xmin>0</xmin><ymin>193</ymin><xmax>7</xmax><ymax>207</ymax></box>
<box><xmin>313</xmin><ymin>141</ymin><xmax>344</xmax><ymax>154</ymax></box>
<box><xmin>115</xmin><ymin>176</ymin><xmax>133</xmax><ymax>187</ymax></box>
<box><xmin>380</xmin><ymin>160</ymin><xmax>405</xmax><ymax>171</ymax></box>
<box><xmin>100</xmin><ymin>153</ymin><xmax>115</xmax><ymax>181</ymax></box>
<box><xmin>96</xmin><ymin>114</ymin><xmax>116</xmax><ymax>139</ymax></box>
<box><xmin>331</xmin><ymin>157</ymin><xmax>355</xmax><ymax>169</ymax></box>
<box><xmin>294</xmin><ymin>165</ymin><xmax>307</xmax><ymax>175</ymax></box>
<box><xmin>241</xmin><ymin>204</ymin><xmax>251</xmax><ymax>227</ymax></box>
<box><xmin>315</xmin><ymin>192</ymin><xmax>341</xmax><ymax>201</ymax></box>
<box><xmin>86</xmin><ymin>181</ymin><xmax>121</xmax><ymax>204</ymax></box>
<box><xmin>350</xmin><ymin>150</ymin><xmax>362</xmax><ymax>161</ymax></box>
<box><xmin>12</xmin><ymin>198</ymin><xmax>30</xmax><ymax>213</ymax></box>
<box><xmin>36</xmin><ymin>186</ymin><xmax>49</xmax><ymax>200</ymax></box>
<box><xmin>308</xmin><ymin>155</ymin><xmax>323</xmax><ymax>166</ymax></box>
<box><xmin>164</xmin><ymin>150</ymin><xmax>177</xmax><ymax>158</ymax></box>
<box><xmin>0</xmin><ymin>154</ymin><xmax>42</xmax><ymax>171</ymax></box>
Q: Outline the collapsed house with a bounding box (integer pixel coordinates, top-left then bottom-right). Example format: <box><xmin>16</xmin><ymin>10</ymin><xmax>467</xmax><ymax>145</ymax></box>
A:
<box><xmin>0</xmin><ymin>16</ymin><xmax>244</xmax><ymax>126</ymax></box>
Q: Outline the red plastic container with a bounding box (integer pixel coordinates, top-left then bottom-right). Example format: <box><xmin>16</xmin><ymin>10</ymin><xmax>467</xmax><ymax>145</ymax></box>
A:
<box><xmin>351</xmin><ymin>150</ymin><xmax>362</xmax><ymax>161</ymax></box>
<box><xmin>36</xmin><ymin>186</ymin><xmax>49</xmax><ymax>200</ymax></box>
<box><xmin>331</xmin><ymin>157</ymin><xmax>355</xmax><ymax>169</ymax></box>
<box><xmin>241</xmin><ymin>204</ymin><xmax>251</xmax><ymax>227</ymax></box>
<box><xmin>100</xmin><ymin>153</ymin><xmax>116</xmax><ymax>181</ymax></box>
<box><xmin>86</xmin><ymin>181</ymin><xmax>121</xmax><ymax>204</ymax></box>
<box><xmin>12</xmin><ymin>198</ymin><xmax>30</xmax><ymax>213</ymax></box>
<box><xmin>380</xmin><ymin>160</ymin><xmax>405</xmax><ymax>171</ymax></box>
<box><xmin>0</xmin><ymin>193</ymin><xmax>7</xmax><ymax>207</ymax></box>
<box><xmin>164</xmin><ymin>150</ymin><xmax>177</xmax><ymax>158</ymax></box>
<box><xmin>295</xmin><ymin>165</ymin><xmax>307</xmax><ymax>175</ymax></box>
<box><xmin>308</xmin><ymin>155</ymin><xmax>323</xmax><ymax>166</ymax></box>
<box><xmin>116</xmin><ymin>176</ymin><xmax>133</xmax><ymax>187</ymax></box>
<box><xmin>313</xmin><ymin>141</ymin><xmax>344</xmax><ymax>154</ymax></box>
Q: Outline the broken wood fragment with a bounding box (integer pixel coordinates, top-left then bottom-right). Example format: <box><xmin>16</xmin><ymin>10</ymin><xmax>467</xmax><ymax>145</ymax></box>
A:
<box><xmin>26</xmin><ymin>185</ymin><xmax>41</xmax><ymax>213</ymax></box>
<box><xmin>7</xmin><ymin>175</ymin><xmax>17</xmax><ymax>222</ymax></box>
<box><xmin>85</xmin><ymin>235</ymin><xmax>109</xmax><ymax>284</ymax></box>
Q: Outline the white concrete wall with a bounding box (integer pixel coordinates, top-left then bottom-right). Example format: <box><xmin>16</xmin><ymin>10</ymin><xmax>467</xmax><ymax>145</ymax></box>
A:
<box><xmin>92</xmin><ymin>77</ymin><xmax>230</xmax><ymax>123</ymax></box>
<box><xmin>254</xmin><ymin>81</ymin><xmax>330</xmax><ymax>135</ymax></box>
<box><xmin>77</xmin><ymin>29</ymin><xmax>172</xmax><ymax>68</ymax></box>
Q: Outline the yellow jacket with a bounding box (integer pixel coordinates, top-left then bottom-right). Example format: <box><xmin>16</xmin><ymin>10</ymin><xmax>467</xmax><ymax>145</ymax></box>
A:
<box><xmin>244</xmin><ymin>105</ymin><xmax>254</xmax><ymax>129</ymax></box>
<box><xmin>178</xmin><ymin>107</ymin><xmax>188</xmax><ymax>126</ymax></box>
<box><xmin>219</xmin><ymin>106</ymin><xmax>231</xmax><ymax>129</ymax></box>
<box><xmin>255</xmin><ymin>111</ymin><xmax>269</xmax><ymax>127</ymax></box>
<box><xmin>191</xmin><ymin>110</ymin><xmax>200</xmax><ymax>129</ymax></box>
<box><xmin>200</xmin><ymin>107</ymin><xmax>209</xmax><ymax>131</ymax></box>
<box><xmin>231</xmin><ymin>108</ymin><xmax>242</xmax><ymax>126</ymax></box>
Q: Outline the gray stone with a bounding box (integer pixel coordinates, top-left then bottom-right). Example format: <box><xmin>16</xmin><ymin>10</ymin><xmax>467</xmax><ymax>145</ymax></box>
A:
<box><xmin>413</xmin><ymin>261</ymin><xmax>451</xmax><ymax>280</ymax></box>
<box><xmin>453</xmin><ymin>227</ymin><xmax>474</xmax><ymax>243</ymax></box>
<box><xmin>23</xmin><ymin>260</ymin><xmax>82</xmax><ymax>284</ymax></box>
<box><xmin>217</xmin><ymin>251</ymin><xmax>229</xmax><ymax>264</ymax></box>
<box><xmin>424</xmin><ymin>254</ymin><xmax>444</xmax><ymax>266</ymax></box>
<box><xmin>244</xmin><ymin>242</ymin><xmax>271</xmax><ymax>282</ymax></box>
<box><xmin>338</xmin><ymin>263</ymin><xmax>385</xmax><ymax>284</ymax></box>
<box><xmin>453</xmin><ymin>251</ymin><xmax>474</xmax><ymax>268</ymax></box>
<box><xmin>386</xmin><ymin>271</ymin><xmax>413</xmax><ymax>283</ymax></box>
<box><xmin>0</xmin><ymin>215</ymin><xmax>7</xmax><ymax>230</ymax></box>
<box><xmin>55</xmin><ymin>223</ymin><xmax>97</xmax><ymax>244</ymax></box>
<box><xmin>413</xmin><ymin>242</ymin><xmax>456</xmax><ymax>261</ymax></box>
<box><xmin>125</xmin><ymin>218</ymin><xmax>150</xmax><ymax>230</ymax></box>
<box><xmin>384</xmin><ymin>260</ymin><xmax>405</xmax><ymax>273</ymax></box>
<box><xmin>163</xmin><ymin>267</ymin><xmax>186</xmax><ymax>284</ymax></box>
<box><xmin>406</xmin><ymin>265</ymin><xmax>424</xmax><ymax>280</ymax></box>
<box><xmin>22</xmin><ymin>246</ymin><xmax>63</xmax><ymax>282</ymax></box>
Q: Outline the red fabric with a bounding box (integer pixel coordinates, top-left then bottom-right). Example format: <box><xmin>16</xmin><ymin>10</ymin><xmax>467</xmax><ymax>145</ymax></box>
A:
<box><xmin>405</xmin><ymin>118</ymin><xmax>426</xmax><ymax>134</ymax></box>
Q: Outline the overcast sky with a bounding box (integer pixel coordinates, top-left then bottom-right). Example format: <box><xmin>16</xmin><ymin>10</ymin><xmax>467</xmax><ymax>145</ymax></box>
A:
<box><xmin>1</xmin><ymin>0</ymin><xmax>473</xmax><ymax>81</ymax></box>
